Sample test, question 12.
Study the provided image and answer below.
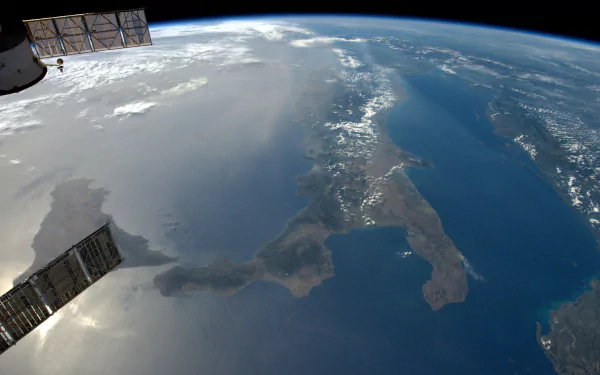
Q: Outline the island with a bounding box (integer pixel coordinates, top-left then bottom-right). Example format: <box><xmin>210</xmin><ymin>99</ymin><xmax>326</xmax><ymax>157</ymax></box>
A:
<box><xmin>537</xmin><ymin>280</ymin><xmax>600</xmax><ymax>375</ymax></box>
<box><xmin>154</xmin><ymin>67</ymin><xmax>468</xmax><ymax>310</ymax></box>
<box><xmin>15</xmin><ymin>178</ymin><xmax>175</xmax><ymax>285</ymax></box>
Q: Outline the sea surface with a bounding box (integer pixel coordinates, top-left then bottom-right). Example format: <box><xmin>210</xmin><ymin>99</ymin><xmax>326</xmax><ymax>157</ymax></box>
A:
<box><xmin>262</xmin><ymin>73</ymin><xmax>600</xmax><ymax>375</ymax></box>
<box><xmin>36</xmin><ymin>65</ymin><xmax>599</xmax><ymax>374</ymax></box>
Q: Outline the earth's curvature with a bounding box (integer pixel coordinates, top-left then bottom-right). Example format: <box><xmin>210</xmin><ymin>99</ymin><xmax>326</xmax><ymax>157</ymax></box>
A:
<box><xmin>1</xmin><ymin>16</ymin><xmax>600</xmax><ymax>375</ymax></box>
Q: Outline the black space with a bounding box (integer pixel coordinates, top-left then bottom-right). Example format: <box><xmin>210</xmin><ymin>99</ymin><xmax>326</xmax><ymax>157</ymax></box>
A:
<box><xmin>3</xmin><ymin>2</ymin><xmax>599</xmax><ymax>45</ymax></box>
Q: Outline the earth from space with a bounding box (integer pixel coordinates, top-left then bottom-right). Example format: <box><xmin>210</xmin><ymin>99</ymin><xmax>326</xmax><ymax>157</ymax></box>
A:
<box><xmin>1</xmin><ymin>15</ymin><xmax>600</xmax><ymax>375</ymax></box>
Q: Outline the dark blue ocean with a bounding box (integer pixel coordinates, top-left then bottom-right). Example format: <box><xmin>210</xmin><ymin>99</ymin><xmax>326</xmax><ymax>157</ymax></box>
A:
<box><xmin>193</xmin><ymin>72</ymin><xmax>600</xmax><ymax>375</ymax></box>
<box><xmin>257</xmin><ymin>73</ymin><xmax>600</xmax><ymax>375</ymax></box>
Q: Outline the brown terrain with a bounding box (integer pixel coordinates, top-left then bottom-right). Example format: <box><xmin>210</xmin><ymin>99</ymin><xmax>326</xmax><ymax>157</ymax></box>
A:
<box><xmin>154</xmin><ymin>68</ymin><xmax>468</xmax><ymax>310</ymax></box>
<box><xmin>537</xmin><ymin>280</ymin><xmax>600</xmax><ymax>375</ymax></box>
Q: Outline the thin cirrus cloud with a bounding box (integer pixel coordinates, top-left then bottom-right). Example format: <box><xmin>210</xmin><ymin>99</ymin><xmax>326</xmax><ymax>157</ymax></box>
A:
<box><xmin>151</xmin><ymin>20</ymin><xmax>314</xmax><ymax>41</ymax></box>
<box><xmin>0</xmin><ymin>20</ymin><xmax>325</xmax><ymax>136</ymax></box>
<box><xmin>161</xmin><ymin>77</ymin><xmax>208</xmax><ymax>97</ymax></box>
<box><xmin>289</xmin><ymin>37</ymin><xmax>366</xmax><ymax>48</ymax></box>
<box><xmin>104</xmin><ymin>77</ymin><xmax>209</xmax><ymax>119</ymax></box>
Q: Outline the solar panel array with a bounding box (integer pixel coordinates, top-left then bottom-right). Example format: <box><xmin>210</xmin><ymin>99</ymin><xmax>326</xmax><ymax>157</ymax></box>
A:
<box><xmin>23</xmin><ymin>9</ymin><xmax>151</xmax><ymax>58</ymax></box>
<box><xmin>0</xmin><ymin>223</ymin><xmax>123</xmax><ymax>355</ymax></box>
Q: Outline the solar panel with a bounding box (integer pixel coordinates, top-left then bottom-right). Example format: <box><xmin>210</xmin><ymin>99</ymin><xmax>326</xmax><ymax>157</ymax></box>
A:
<box><xmin>0</xmin><ymin>333</ymin><xmax>11</xmax><ymax>354</ymax></box>
<box><xmin>0</xmin><ymin>282</ymin><xmax>52</xmax><ymax>341</ymax></box>
<box><xmin>34</xmin><ymin>252</ymin><xmax>91</xmax><ymax>312</ymax></box>
<box><xmin>85</xmin><ymin>12</ymin><xmax>124</xmax><ymax>52</ymax></box>
<box><xmin>118</xmin><ymin>9</ymin><xmax>151</xmax><ymax>47</ymax></box>
<box><xmin>53</xmin><ymin>16</ymin><xmax>92</xmax><ymax>55</ymax></box>
<box><xmin>23</xmin><ymin>8</ymin><xmax>152</xmax><ymax>58</ymax></box>
<box><xmin>0</xmin><ymin>223</ymin><xmax>123</xmax><ymax>355</ymax></box>
<box><xmin>24</xmin><ymin>19</ymin><xmax>63</xmax><ymax>58</ymax></box>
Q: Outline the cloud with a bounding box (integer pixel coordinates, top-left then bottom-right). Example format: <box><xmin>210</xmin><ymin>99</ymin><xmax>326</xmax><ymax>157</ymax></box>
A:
<box><xmin>438</xmin><ymin>64</ymin><xmax>457</xmax><ymax>74</ymax></box>
<box><xmin>459</xmin><ymin>62</ymin><xmax>502</xmax><ymax>77</ymax></box>
<box><xmin>517</xmin><ymin>73</ymin><xmax>568</xmax><ymax>86</ymax></box>
<box><xmin>75</xmin><ymin>108</ymin><xmax>89</xmax><ymax>119</ymax></box>
<box><xmin>161</xmin><ymin>77</ymin><xmax>208</xmax><ymax>97</ymax></box>
<box><xmin>42</xmin><ymin>58</ymin><xmax>168</xmax><ymax>92</ymax></box>
<box><xmin>40</xmin><ymin>42</ymin><xmax>260</xmax><ymax>98</ymax></box>
<box><xmin>151</xmin><ymin>20</ymin><xmax>313</xmax><ymax>41</ymax></box>
<box><xmin>2</xmin><ymin>20</ymin><xmax>305</xmax><ymax>138</ymax></box>
<box><xmin>0</xmin><ymin>94</ymin><xmax>62</xmax><ymax>137</ymax></box>
<box><xmin>289</xmin><ymin>37</ymin><xmax>365</xmax><ymax>48</ymax></box>
<box><xmin>333</xmin><ymin>48</ymin><xmax>363</xmax><ymax>68</ymax></box>
<box><xmin>461</xmin><ymin>255</ymin><xmax>485</xmax><ymax>281</ymax></box>
<box><xmin>110</xmin><ymin>102</ymin><xmax>157</xmax><ymax>117</ymax></box>
<box><xmin>20</xmin><ymin>20</ymin><xmax>311</xmax><ymax>123</ymax></box>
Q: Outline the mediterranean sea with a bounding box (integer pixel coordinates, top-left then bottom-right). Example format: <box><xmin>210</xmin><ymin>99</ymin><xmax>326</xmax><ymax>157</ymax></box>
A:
<box><xmin>294</xmin><ymin>73</ymin><xmax>600</xmax><ymax>374</ymax></box>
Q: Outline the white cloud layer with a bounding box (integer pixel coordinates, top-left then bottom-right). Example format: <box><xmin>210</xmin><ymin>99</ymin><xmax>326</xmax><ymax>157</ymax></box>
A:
<box><xmin>438</xmin><ymin>64</ymin><xmax>457</xmax><ymax>74</ymax></box>
<box><xmin>151</xmin><ymin>20</ymin><xmax>313</xmax><ymax>41</ymax></box>
<box><xmin>110</xmin><ymin>102</ymin><xmax>157</xmax><ymax>117</ymax></box>
<box><xmin>289</xmin><ymin>37</ymin><xmax>366</xmax><ymax>48</ymax></box>
<box><xmin>161</xmin><ymin>77</ymin><xmax>208</xmax><ymax>97</ymax></box>
<box><xmin>333</xmin><ymin>48</ymin><xmax>363</xmax><ymax>68</ymax></box>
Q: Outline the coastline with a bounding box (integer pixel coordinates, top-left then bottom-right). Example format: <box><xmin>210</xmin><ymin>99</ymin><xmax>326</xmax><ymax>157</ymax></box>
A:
<box><xmin>154</xmin><ymin>68</ymin><xmax>468</xmax><ymax>310</ymax></box>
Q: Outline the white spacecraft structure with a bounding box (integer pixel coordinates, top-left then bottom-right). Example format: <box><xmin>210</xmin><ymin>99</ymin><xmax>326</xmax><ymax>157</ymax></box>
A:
<box><xmin>0</xmin><ymin>223</ymin><xmax>124</xmax><ymax>355</ymax></box>
<box><xmin>0</xmin><ymin>8</ymin><xmax>152</xmax><ymax>96</ymax></box>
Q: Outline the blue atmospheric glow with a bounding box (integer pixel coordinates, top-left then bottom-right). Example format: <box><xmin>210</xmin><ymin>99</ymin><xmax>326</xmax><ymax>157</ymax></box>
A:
<box><xmin>148</xmin><ymin>14</ymin><xmax>600</xmax><ymax>48</ymax></box>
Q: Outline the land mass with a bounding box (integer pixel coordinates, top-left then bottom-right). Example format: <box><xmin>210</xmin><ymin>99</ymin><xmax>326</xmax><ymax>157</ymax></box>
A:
<box><xmin>15</xmin><ymin>179</ymin><xmax>176</xmax><ymax>285</ymax></box>
<box><xmin>487</xmin><ymin>94</ymin><xmax>600</xmax><ymax>249</ymax></box>
<box><xmin>537</xmin><ymin>280</ymin><xmax>600</xmax><ymax>375</ymax></box>
<box><xmin>154</xmin><ymin>67</ymin><xmax>468</xmax><ymax>310</ymax></box>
